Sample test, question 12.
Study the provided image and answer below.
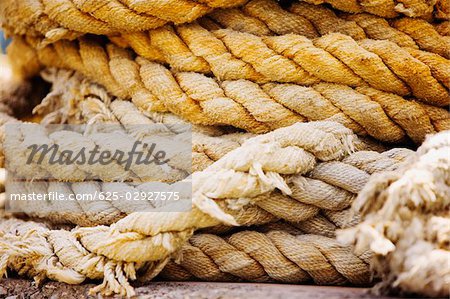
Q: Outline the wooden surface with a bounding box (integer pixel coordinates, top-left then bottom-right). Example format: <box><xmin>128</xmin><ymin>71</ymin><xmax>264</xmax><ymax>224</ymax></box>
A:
<box><xmin>0</xmin><ymin>279</ymin><xmax>403</xmax><ymax>299</ymax></box>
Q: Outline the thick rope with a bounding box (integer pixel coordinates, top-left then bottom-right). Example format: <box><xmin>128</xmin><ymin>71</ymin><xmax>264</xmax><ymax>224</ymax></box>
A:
<box><xmin>297</xmin><ymin>0</ymin><xmax>447</xmax><ymax>19</ymax></box>
<box><xmin>0</xmin><ymin>0</ymin><xmax>248</xmax><ymax>42</ymax></box>
<box><xmin>1</xmin><ymin>69</ymin><xmax>400</xmax><ymax>237</ymax></box>
<box><xmin>0</xmin><ymin>217</ymin><xmax>169</xmax><ymax>297</ymax></box>
<box><xmin>338</xmin><ymin>130</ymin><xmax>450</xmax><ymax>297</ymax></box>
<box><xmin>8</xmin><ymin>38</ymin><xmax>450</xmax><ymax>144</ymax></box>
<box><xmin>8</xmin><ymin>3</ymin><xmax>450</xmax><ymax>102</ymax></box>
<box><xmin>159</xmin><ymin>228</ymin><xmax>371</xmax><ymax>285</ymax></box>
<box><xmin>0</xmin><ymin>120</ymin><xmax>371</xmax><ymax>296</ymax></box>
<box><xmin>435</xmin><ymin>21</ymin><xmax>450</xmax><ymax>36</ymax></box>
<box><xmin>117</xmin><ymin>19</ymin><xmax>450</xmax><ymax>102</ymax></box>
<box><xmin>203</xmin><ymin>0</ymin><xmax>449</xmax><ymax>60</ymax></box>
<box><xmin>7</xmin><ymin>123</ymin><xmax>410</xmax><ymax>231</ymax></box>
<box><xmin>0</xmin><ymin>120</ymin><xmax>359</xmax><ymax>275</ymax></box>
<box><xmin>0</xmin><ymin>74</ymin><xmax>376</xmax><ymax>291</ymax></box>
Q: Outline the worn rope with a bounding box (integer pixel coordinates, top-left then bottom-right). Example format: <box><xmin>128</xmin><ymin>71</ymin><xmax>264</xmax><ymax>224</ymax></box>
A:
<box><xmin>159</xmin><ymin>228</ymin><xmax>371</xmax><ymax>285</ymax></box>
<box><xmin>0</xmin><ymin>74</ymin><xmax>376</xmax><ymax>291</ymax></box>
<box><xmin>296</xmin><ymin>0</ymin><xmax>448</xmax><ymax>19</ymax></box>
<box><xmin>6</xmin><ymin>85</ymin><xmax>398</xmax><ymax>231</ymax></box>
<box><xmin>8</xmin><ymin>38</ymin><xmax>450</xmax><ymax>144</ymax></box>
<box><xmin>338</xmin><ymin>130</ymin><xmax>450</xmax><ymax>297</ymax></box>
<box><xmin>1</xmin><ymin>69</ymin><xmax>400</xmax><ymax>237</ymax></box>
<box><xmin>201</xmin><ymin>0</ymin><xmax>450</xmax><ymax>60</ymax></box>
<box><xmin>0</xmin><ymin>0</ymin><xmax>249</xmax><ymax>43</ymax></box>
<box><xmin>0</xmin><ymin>120</ymin><xmax>367</xmax><ymax>294</ymax></box>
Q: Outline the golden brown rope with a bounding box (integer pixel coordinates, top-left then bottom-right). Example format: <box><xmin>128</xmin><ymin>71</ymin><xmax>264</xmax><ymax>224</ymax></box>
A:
<box><xmin>296</xmin><ymin>0</ymin><xmax>446</xmax><ymax>19</ymax></box>
<box><xmin>0</xmin><ymin>0</ymin><xmax>249</xmax><ymax>42</ymax></box>
<box><xmin>121</xmin><ymin>0</ymin><xmax>449</xmax><ymax>59</ymax></box>
<box><xmin>160</xmin><ymin>229</ymin><xmax>371</xmax><ymax>285</ymax></box>
<box><xmin>8</xmin><ymin>37</ymin><xmax>450</xmax><ymax>144</ymax></box>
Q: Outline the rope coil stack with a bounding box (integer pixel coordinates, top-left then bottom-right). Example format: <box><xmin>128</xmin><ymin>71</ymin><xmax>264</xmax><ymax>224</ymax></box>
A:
<box><xmin>0</xmin><ymin>0</ymin><xmax>449</xmax><ymax>297</ymax></box>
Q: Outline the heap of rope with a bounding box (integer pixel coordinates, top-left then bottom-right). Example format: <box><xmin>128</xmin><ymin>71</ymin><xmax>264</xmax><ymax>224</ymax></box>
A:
<box><xmin>0</xmin><ymin>119</ymin><xmax>375</xmax><ymax>296</ymax></box>
<box><xmin>7</xmin><ymin>37</ymin><xmax>450</xmax><ymax>144</ymax></box>
<box><xmin>338</xmin><ymin>131</ymin><xmax>450</xmax><ymax>297</ymax></box>
<box><xmin>3</xmin><ymin>69</ymin><xmax>400</xmax><ymax>238</ymax></box>
<box><xmin>0</xmin><ymin>73</ymin><xmax>411</xmax><ymax>292</ymax></box>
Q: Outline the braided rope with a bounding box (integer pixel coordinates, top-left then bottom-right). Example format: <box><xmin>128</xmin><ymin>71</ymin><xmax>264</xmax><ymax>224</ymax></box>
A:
<box><xmin>298</xmin><ymin>0</ymin><xmax>445</xmax><ymax>19</ymax></box>
<box><xmin>338</xmin><ymin>130</ymin><xmax>450</xmax><ymax>297</ymax></box>
<box><xmin>0</xmin><ymin>120</ymin><xmax>371</xmax><ymax>296</ymax></box>
<box><xmin>8</xmin><ymin>37</ymin><xmax>450</xmax><ymax>144</ymax></box>
<box><xmin>160</xmin><ymin>229</ymin><xmax>371</xmax><ymax>285</ymax></box>
<box><xmin>207</xmin><ymin>0</ymin><xmax>447</xmax><ymax>56</ymax></box>
<box><xmin>2</xmin><ymin>69</ymin><xmax>398</xmax><ymax>237</ymax></box>
<box><xmin>0</xmin><ymin>0</ymin><xmax>248</xmax><ymax>41</ymax></box>
<box><xmin>25</xmin><ymin>0</ymin><xmax>447</xmax><ymax>61</ymax></box>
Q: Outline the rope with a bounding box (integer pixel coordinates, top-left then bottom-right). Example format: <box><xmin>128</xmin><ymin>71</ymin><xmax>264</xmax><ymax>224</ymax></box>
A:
<box><xmin>205</xmin><ymin>0</ymin><xmax>448</xmax><ymax>59</ymax></box>
<box><xmin>338</xmin><ymin>130</ymin><xmax>450</xmax><ymax>297</ymax></box>
<box><xmin>0</xmin><ymin>119</ymin><xmax>372</xmax><ymax>296</ymax></box>
<box><xmin>297</xmin><ymin>0</ymin><xmax>446</xmax><ymax>19</ymax></box>
<box><xmin>0</xmin><ymin>110</ymin><xmax>371</xmax><ymax>294</ymax></box>
<box><xmin>119</xmin><ymin>20</ymin><xmax>450</xmax><ymax>100</ymax></box>
<box><xmin>1</xmin><ymin>69</ymin><xmax>401</xmax><ymax>239</ymax></box>
<box><xmin>0</xmin><ymin>99</ymin><xmax>377</xmax><ymax>296</ymax></box>
<box><xmin>0</xmin><ymin>0</ymin><xmax>248</xmax><ymax>42</ymax></box>
<box><xmin>8</xmin><ymin>37</ymin><xmax>450</xmax><ymax>144</ymax></box>
<box><xmin>435</xmin><ymin>21</ymin><xmax>450</xmax><ymax>36</ymax></box>
<box><xmin>160</xmin><ymin>229</ymin><xmax>372</xmax><ymax>285</ymax></box>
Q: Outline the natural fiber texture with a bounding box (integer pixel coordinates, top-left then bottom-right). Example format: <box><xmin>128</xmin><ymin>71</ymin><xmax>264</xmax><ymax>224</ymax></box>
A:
<box><xmin>0</xmin><ymin>75</ymin><xmax>407</xmax><ymax>292</ymax></box>
<box><xmin>0</xmin><ymin>0</ymin><xmax>248</xmax><ymax>43</ymax></box>
<box><xmin>8</xmin><ymin>39</ymin><xmax>450</xmax><ymax>144</ymax></box>
<box><xmin>5</xmin><ymin>69</ymin><xmax>407</xmax><ymax>238</ymax></box>
<box><xmin>298</xmin><ymin>0</ymin><xmax>446</xmax><ymax>19</ymax></box>
<box><xmin>117</xmin><ymin>18</ymin><xmax>450</xmax><ymax>95</ymax></box>
<box><xmin>338</xmin><ymin>131</ymin><xmax>450</xmax><ymax>297</ymax></box>
<box><xmin>1</xmin><ymin>1</ymin><xmax>448</xmax><ymax>296</ymax></box>
<box><xmin>159</xmin><ymin>227</ymin><xmax>372</xmax><ymax>285</ymax></box>
<box><xmin>0</xmin><ymin>120</ymin><xmax>374</xmax><ymax>296</ymax></box>
<box><xmin>203</xmin><ymin>0</ymin><xmax>449</xmax><ymax>58</ymax></box>
<box><xmin>435</xmin><ymin>21</ymin><xmax>450</xmax><ymax>36</ymax></box>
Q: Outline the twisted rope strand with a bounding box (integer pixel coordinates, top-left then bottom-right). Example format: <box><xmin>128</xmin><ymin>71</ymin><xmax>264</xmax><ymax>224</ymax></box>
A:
<box><xmin>298</xmin><ymin>0</ymin><xmax>441</xmax><ymax>19</ymax></box>
<box><xmin>160</xmin><ymin>229</ymin><xmax>371</xmax><ymax>285</ymax></box>
<box><xmin>0</xmin><ymin>0</ymin><xmax>249</xmax><ymax>40</ymax></box>
<box><xmin>9</xmin><ymin>37</ymin><xmax>450</xmax><ymax>144</ymax></box>
<box><xmin>205</xmin><ymin>1</ymin><xmax>449</xmax><ymax>59</ymax></box>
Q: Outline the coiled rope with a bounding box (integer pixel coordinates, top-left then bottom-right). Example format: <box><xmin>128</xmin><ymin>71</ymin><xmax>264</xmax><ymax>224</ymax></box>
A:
<box><xmin>0</xmin><ymin>0</ymin><xmax>248</xmax><ymax>43</ymax></box>
<box><xmin>7</xmin><ymin>37</ymin><xmax>450</xmax><ymax>144</ymax></box>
